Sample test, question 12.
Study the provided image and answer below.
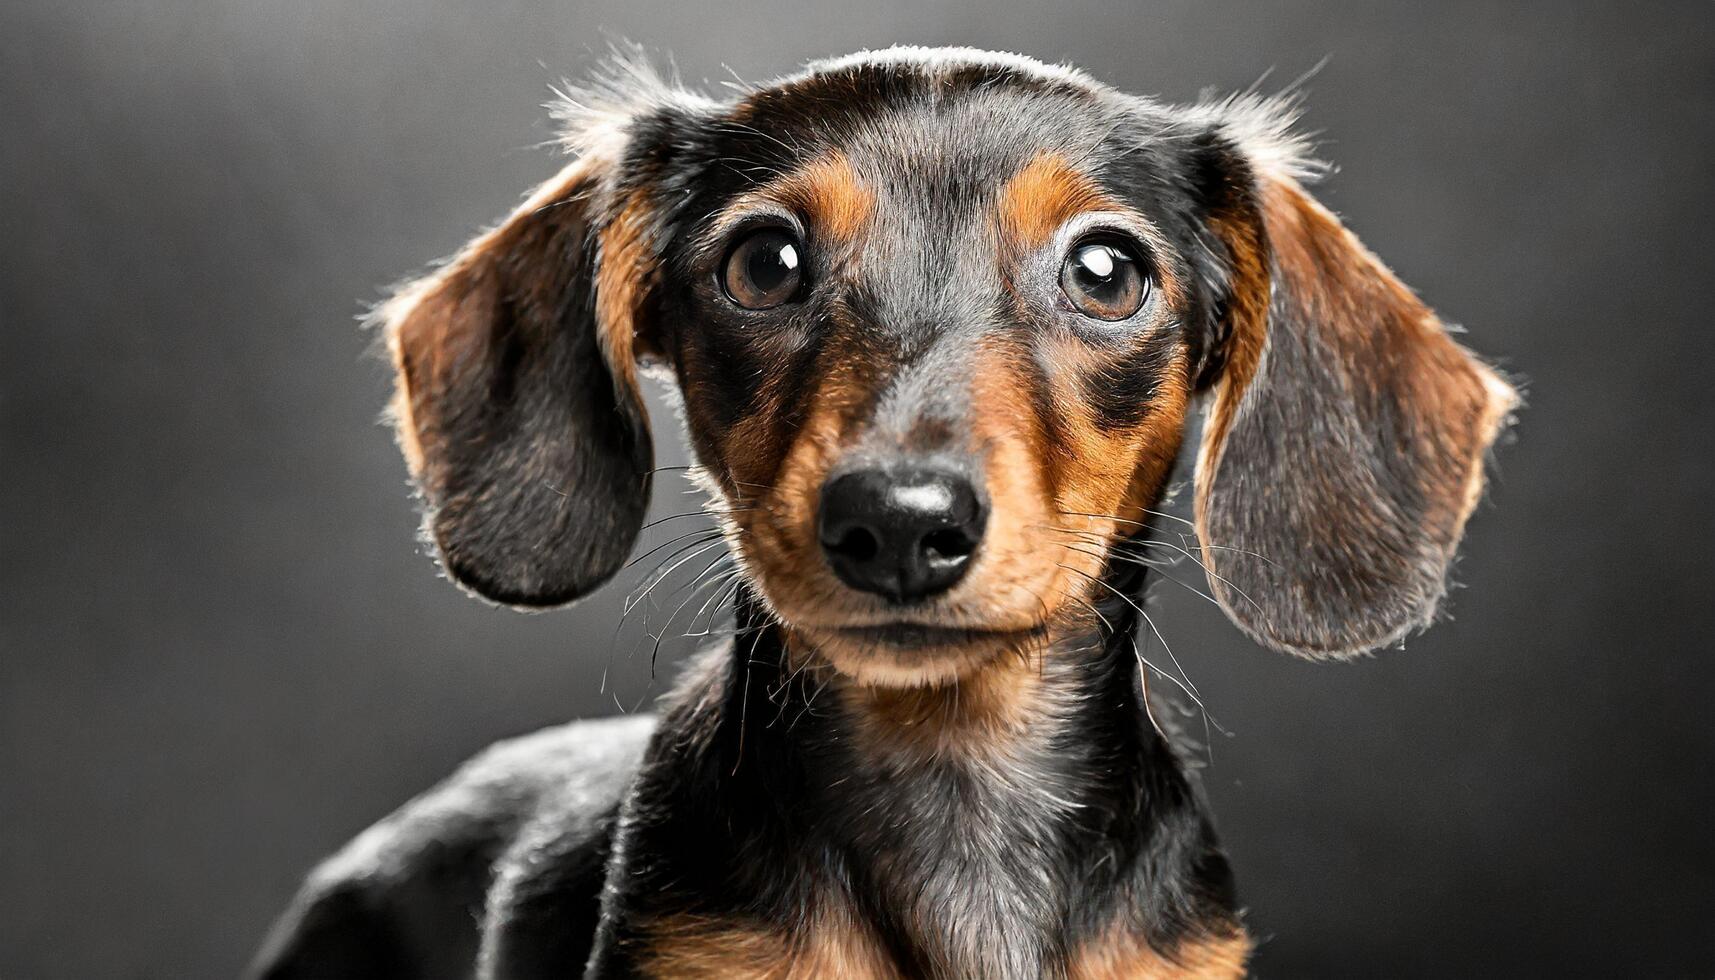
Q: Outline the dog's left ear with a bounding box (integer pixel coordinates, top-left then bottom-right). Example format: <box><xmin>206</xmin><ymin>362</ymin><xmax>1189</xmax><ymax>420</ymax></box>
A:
<box><xmin>1188</xmin><ymin>109</ymin><xmax>1518</xmax><ymax>658</ymax></box>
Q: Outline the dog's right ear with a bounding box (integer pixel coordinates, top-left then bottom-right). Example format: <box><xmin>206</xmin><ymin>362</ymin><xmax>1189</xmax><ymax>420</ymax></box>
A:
<box><xmin>380</xmin><ymin>155</ymin><xmax>648</xmax><ymax>608</ymax></box>
<box><xmin>379</xmin><ymin>77</ymin><xmax>707</xmax><ymax>608</ymax></box>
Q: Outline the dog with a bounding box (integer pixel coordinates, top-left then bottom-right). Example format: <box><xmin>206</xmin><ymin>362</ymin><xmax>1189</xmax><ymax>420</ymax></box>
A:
<box><xmin>251</xmin><ymin>46</ymin><xmax>1516</xmax><ymax>979</ymax></box>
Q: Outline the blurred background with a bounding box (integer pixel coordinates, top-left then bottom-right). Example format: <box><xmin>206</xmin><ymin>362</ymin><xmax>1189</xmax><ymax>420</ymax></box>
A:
<box><xmin>3</xmin><ymin>2</ymin><xmax>1712</xmax><ymax>977</ymax></box>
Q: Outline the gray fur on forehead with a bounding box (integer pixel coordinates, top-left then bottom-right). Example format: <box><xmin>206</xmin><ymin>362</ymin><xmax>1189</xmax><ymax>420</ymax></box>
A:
<box><xmin>551</xmin><ymin>44</ymin><xmax>1324</xmax><ymax>183</ymax></box>
<box><xmin>799</xmin><ymin>44</ymin><xmax>1102</xmax><ymax>88</ymax></box>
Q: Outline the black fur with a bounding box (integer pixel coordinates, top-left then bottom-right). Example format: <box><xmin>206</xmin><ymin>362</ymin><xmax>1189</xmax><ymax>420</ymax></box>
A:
<box><xmin>253</xmin><ymin>717</ymin><xmax>651</xmax><ymax>978</ymax></box>
<box><xmin>253</xmin><ymin>557</ymin><xmax>1234</xmax><ymax>979</ymax></box>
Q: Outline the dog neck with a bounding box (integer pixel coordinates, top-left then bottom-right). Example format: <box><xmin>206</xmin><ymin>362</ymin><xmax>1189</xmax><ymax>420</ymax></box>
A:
<box><xmin>644</xmin><ymin>547</ymin><xmax>1239</xmax><ymax>976</ymax></box>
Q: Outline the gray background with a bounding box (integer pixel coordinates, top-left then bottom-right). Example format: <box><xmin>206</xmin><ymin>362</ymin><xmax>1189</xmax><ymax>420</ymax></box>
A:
<box><xmin>3</xmin><ymin>1</ymin><xmax>1712</xmax><ymax>977</ymax></box>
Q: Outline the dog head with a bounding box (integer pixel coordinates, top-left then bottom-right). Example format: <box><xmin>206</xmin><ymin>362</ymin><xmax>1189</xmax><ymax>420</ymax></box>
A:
<box><xmin>380</xmin><ymin>47</ymin><xmax>1515</xmax><ymax>686</ymax></box>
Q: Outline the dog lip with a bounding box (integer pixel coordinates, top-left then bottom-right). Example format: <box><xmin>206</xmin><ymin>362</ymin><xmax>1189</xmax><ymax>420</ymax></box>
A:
<box><xmin>827</xmin><ymin>621</ymin><xmax>1042</xmax><ymax>650</ymax></box>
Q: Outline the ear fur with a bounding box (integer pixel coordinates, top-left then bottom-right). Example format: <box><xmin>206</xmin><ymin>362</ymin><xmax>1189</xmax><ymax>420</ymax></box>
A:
<box><xmin>379</xmin><ymin>153</ymin><xmax>652</xmax><ymax>607</ymax></box>
<box><xmin>1193</xmin><ymin>103</ymin><xmax>1518</xmax><ymax>658</ymax></box>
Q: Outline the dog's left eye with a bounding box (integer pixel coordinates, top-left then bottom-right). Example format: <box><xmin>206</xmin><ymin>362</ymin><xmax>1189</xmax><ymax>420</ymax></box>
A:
<box><xmin>1061</xmin><ymin>238</ymin><xmax>1148</xmax><ymax>321</ymax></box>
<box><xmin>722</xmin><ymin>228</ymin><xmax>805</xmax><ymax>310</ymax></box>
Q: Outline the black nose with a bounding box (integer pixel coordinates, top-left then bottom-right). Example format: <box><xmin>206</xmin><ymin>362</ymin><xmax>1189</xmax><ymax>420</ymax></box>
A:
<box><xmin>817</xmin><ymin>467</ymin><xmax>987</xmax><ymax>603</ymax></box>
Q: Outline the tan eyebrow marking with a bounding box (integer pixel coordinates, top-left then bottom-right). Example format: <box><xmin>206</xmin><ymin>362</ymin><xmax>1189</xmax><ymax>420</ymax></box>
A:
<box><xmin>998</xmin><ymin>152</ymin><xmax>1112</xmax><ymax>248</ymax></box>
<box><xmin>781</xmin><ymin>153</ymin><xmax>873</xmax><ymax>242</ymax></box>
<box><xmin>709</xmin><ymin>151</ymin><xmax>875</xmax><ymax>246</ymax></box>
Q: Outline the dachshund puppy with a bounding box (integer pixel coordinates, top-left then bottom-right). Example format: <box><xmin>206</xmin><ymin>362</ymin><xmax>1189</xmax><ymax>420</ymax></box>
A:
<box><xmin>253</xmin><ymin>46</ymin><xmax>1516</xmax><ymax>979</ymax></box>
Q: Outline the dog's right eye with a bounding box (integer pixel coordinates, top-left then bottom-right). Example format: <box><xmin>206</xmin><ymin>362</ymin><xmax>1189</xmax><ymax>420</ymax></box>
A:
<box><xmin>722</xmin><ymin>228</ymin><xmax>804</xmax><ymax>310</ymax></box>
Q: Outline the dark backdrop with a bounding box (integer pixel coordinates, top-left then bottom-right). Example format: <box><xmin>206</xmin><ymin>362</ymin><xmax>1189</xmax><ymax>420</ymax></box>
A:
<box><xmin>4</xmin><ymin>2</ymin><xmax>1711</xmax><ymax>977</ymax></box>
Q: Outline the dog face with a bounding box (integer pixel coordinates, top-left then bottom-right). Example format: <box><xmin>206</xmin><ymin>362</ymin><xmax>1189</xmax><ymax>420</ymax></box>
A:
<box><xmin>381</xmin><ymin>48</ymin><xmax>1515</xmax><ymax>686</ymax></box>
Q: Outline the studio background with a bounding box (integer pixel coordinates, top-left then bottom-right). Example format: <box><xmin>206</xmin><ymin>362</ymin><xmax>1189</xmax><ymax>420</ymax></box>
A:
<box><xmin>4</xmin><ymin>2</ymin><xmax>1711</xmax><ymax>977</ymax></box>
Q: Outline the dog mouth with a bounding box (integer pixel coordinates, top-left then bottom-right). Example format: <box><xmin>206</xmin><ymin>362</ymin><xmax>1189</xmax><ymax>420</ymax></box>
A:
<box><xmin>827</xmin><ymin>620</ymin><xmax>1046</xmax><ymax>651</ymax></box>
<box><xmin>800</xmin><ymin>617</ymin><xmax>1052</xmax><ymax>687</ymax></box>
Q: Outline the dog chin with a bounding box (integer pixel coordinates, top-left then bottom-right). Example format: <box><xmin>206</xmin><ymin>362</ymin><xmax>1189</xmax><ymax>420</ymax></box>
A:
<box><xmin>794</xmin><ymin>622</ymin><xmax>1039</xmax><ymax>688</ymax></box>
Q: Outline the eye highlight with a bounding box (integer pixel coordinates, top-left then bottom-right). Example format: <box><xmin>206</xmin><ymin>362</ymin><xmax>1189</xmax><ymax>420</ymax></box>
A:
<box><xmin>722</xmin><ymin>228</ymin><xmax>804</xmax><ymax>310</ymax></box>
<box><xmin>1060</xmin><ymin>238</ymin><xmax>1148</xmax><ymax>321</ymax></box>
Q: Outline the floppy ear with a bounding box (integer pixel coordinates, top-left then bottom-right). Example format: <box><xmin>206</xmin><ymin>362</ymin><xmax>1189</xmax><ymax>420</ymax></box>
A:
<box><xmin>1192</xmin><ymin>118</ymin><xmax>1518</xmax><ymax>658</ymax></box>
<box><xmin>379</xmin><ymin>150</ymin><xmax>659</xmax><ymax>608</ymax></box>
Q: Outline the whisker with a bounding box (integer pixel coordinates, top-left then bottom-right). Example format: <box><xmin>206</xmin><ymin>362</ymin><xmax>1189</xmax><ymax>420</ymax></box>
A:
<box><xmin>684</xmin><ymin>572</ymin><xmax>745</xmax><ymax>638</ymax></box>
<box><xmin>1118</xmin><ymin>538</ymin><xmax>1268</xmax><ymax>615</ymax></box>
<box><xmin>1058</xmin><ymin>508</ymin><xmax>1281</xmax><ymax>567</ymax></box>
<box><xmin>1059</xmin><ymin>506</ymin><xmax>1196</xmax><ymax>531</ymax></box>
<box><xmin>1040</xmin><ymin>526</ymin><xmax>1257</xmax><ymax>615</ymax></box>
<box><xmin>769</xmin><ymin>644</ymin><xmax>823</xmax><ymax>730</ymax></box>
<box><xmin>647</xmin><ymin>558</ymin><xmax>738</xmax><ymax>677</ymax></box>
<box><xmin>638</xmin><ymin>507</ymin><xmax>752</xmax><ymax>532</ymax></box>
<box><xmin>1132</xmin><ymin>585</ymin><xmax>1200</xmax><ymax>698</ymax></box>
<box><xmin>1054</xmin><ymin>563</ymin><xmax>1212</xmax><ymax>718</ymax></box>
<box><xmin>625</xmin><ymin>538</ymin><xmax>728</xmax><ymax>616</ymax></box>
<box><xmin>1185</xmin><ymin>540</ymin><xmax>1282</xmax><ymax>567</ymax></box>
<box><xmin>790</xmin><ymin>663</ymin><xmax>840</xmax><ymax>731</ymax></box>
<box><xmin>1059</xmin><ymin>542</ymin><xmax>1230</xmax><ymax>613</ymax></box>
<box><xmin>731</xmin><ymin>633</ymin><xmax>756</xmax><ymax>776</ymax></box>
<box><xmin>605</xmin><ymin>534</ymin><xmax>720</xmax><ymax>693</ymax></box>
<box><xmin>1012</xmin><ymin>583</ymin><xmax>1061</xmax><ymax>679</ymax></box>
<box><xmin>1037</xmin><ymin>523</ymin><xmax>1210</xmax><ymax>576</ymax></box>
<box><xmin>1058</xmin><ymin>590</ymin><xmax>1167</xmax><ymax>741</ymax></box>
<box><xmin>1051</xmin><ymin>532</ymin><xmax>1264</xmax><ymax>619</ymax></box>
<box><xmin>608</xmin><ymin>536</ymin><xmax>735</xmax><ymax>677</ymax></box>
<box><xmin>625</xmin><ymin>528</ymin><xmax>725</xmax><ymax>572</ymax></box>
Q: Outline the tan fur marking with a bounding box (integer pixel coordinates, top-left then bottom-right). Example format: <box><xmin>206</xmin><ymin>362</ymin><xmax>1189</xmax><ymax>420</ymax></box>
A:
<box><xmin>678</xmin><ymin>155</ymin><xmax>862</xmax><ymax>489</ymax></box>
<box><xmin>730</xmin><ymin>330</ymin><xmax>884</xmax><ymax>613</ymax></box>
<box><xmin>1462</xmin><ymin>366</ymin><xmax>1519</xmax><ymax>518</ymax></box>
<box><xmin>999</xmin><ymin>152</ymin><xmax>1110</xmax><ymax>249</ymax></box>
<box><xmin>1046</xmin><ymin>344</ymin><xmax>1190</xmax><ymax>529</ymax></box>
<box><xmin>830</xmin><ymin>624</ymin><xmax>1072</xmax><ymax>762</ymax></box>
<box><xmin>965</xmin><ymin>337</ymin><xmax>1074</xmax><ymax>623</ymax></box>
<box><xmin>713</xmin><ymin>151</ymin><xmax>874</xmax><ymax>246</ymax></box>
<box><xmin>1068</xmin><ymin>928</ymin><xmax>1252</xmax><ymax>980</ymax></box>
<box><xmin>1028</xmin><ymin>324</ymin><xmax>1193</xmax><ymax>609</ymax></box>
<box><xmin>596</xmin><ymin>192</ymin><xmax>657</xmax><ymax>398</ymax></box>
<box><xmin>787</xmin><ymin>153</ymin><xmax>874</xmax><ymax>242</ymax></box>
<box><xmin>639</xmin><ymin>912</ymin><xmax>896</xmax><ymax>979</ymax></box>
<box><xmin>385</xmin><ymin>344</ymin><xmax>426</xmax><ymax>477</ymax></box>
<box><xmin>1193</xmin><ymin>205</ymin><xmax>1270</xmax><ymax>484</ymax></box>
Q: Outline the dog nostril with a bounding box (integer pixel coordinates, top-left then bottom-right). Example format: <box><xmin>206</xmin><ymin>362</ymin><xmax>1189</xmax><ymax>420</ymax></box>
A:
<box><xmin>920</xmin><ymin>527</ymin><xmax>975</xmax><ymax>562</ymax></box>
<box><xmin>829</xmin><ymin>526</ymin><xmax>881</xmax><ymax>562</ymax></box>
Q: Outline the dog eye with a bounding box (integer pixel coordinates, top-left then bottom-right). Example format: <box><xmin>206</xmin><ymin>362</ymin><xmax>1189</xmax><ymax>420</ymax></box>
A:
<box><xmin>1061</xmin><ymin>238</ymin><xmax>1148</xmax><ymax>321</ymax></box>
<box><xmin>722</xmin><ymin>228</ymin><xmax>804</xmax><ymax>309</ymax></box>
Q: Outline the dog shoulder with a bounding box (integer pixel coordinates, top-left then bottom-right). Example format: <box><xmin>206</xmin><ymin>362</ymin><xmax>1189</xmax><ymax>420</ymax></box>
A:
<box><xmin>249</xmin><ymin>714</ymin><xmax>657</xmax><ymax>980</ymax></box>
